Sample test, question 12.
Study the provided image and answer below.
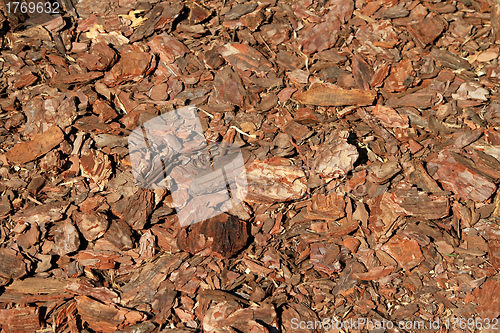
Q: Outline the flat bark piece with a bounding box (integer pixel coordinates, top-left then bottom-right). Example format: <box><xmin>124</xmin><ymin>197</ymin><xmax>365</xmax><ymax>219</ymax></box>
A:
<box><xmin>104</xmin><ymin>219</ymin><xmax>134</xmax><ymax>250</ymax></box>
<box><xmin>129</xmin><ymin>2</ymin><xmax>184</xmax><ymax>43</ymax></box>
<box><xmin>404</xmin><ymin>160</ymin><xmax>443</xmax><ymax>193</ymax></box>
<box><xmin>151</xmin><ymin>280</ymin><xmax>177</xmax><ymax>323</ymax></box>
<box><xmin>24</xmin><ymin>93</ymin><xmax>77</xmax><ymax>135</ymax></box>
<box><xmin>224</xmin><ymin>3</ymin><xmax>257</xmax><ymax>20</ymax></box>
<box><xmin>488</xmin><ymin>239</ymin><xmax>500</xmax><ymax>270</ymax></box>
<box><xmin>0</xmin><ymin>307</ymin><xmax>41</xmax><ymax>333</ymax></box>
<box><xmin>74</xmin><ymin>211</ymin><xmax>109</xmax><ymax>241</ymax></box>
<box><xmin>242</xmin><ymin>258</ymin><xmax>273</xmax><ymax>276</ymax></box>
<box><xmin>212</xmin><ymin>66</ymin><xmax>246</xmax><ymax>106</ymax></box>
<box><xmin>473</xmin><ymin>275</ymin><xmax>500</xmax><ymax>318</ymax></box>
<box><xmin>115</xmin><ymin>322</ymin><xmax>158</xmax><ymax>333</ymax></box>
<box><xmin>431</xmin><ymin>48</ymin><xmax>472</xmax><ymax>71</ymax></box>
<box><xmin>111</xmin><ymin>189</ymin><xmax>154</xmax><ymax>230</ymax></box>
<box><xmin>306</xmin><ymin>193</ymin><xmax>345</xmax><ymax>220</ymax></box>
<box><xmin>367</xmin><ymin>161</ymin><xmax>401</xmax><ymax>184</ymax></box>
<box><xmin>74</xmin><ymin>250</ymin><xmax>119</xmax><ymax>270</ymax></box>
<box><xmin>381</xmin><ymin>235</ymin><xmax>424</xmax><ymax>271</ymax></box>
<box><xmin>352</xmin><ymin>54</ymin><xmax>374</xmax><ymax>90</ymax></box>
<box><xmin>357</xmin><ymin>107</ymin><xmax>399</xmax><ymax>154</ymax></box>
<box><xmin>408</xmin><ymin>16</ymin><xmax>445</xmax><ymax>48</ymax></box>
<box><xmin>0</xmin><ymin>248</ymin><xmax>28</xmax><ymax>280</ymax></box>
<box><xmin>428</xmin><ymin>149</ymin><xmax>497</xmax><ymax>202</ymax></box>
<box><xmin>368</xmin><ymin>192</ymin><xmax>403</xmax><ymax>242</ymax></box>
<box><xmin>225</xmin><ymin>303</ymin><xmax>278</xmax><ymax>332</ymax></box>
<box><xmin>311</xmin><ymin>130</ymin><xmax>359</xmax><ymax>178</ymax></box>
<box><xmin>148</xmin><ymin>33</ymin><xmax>190</xmax><ymax>63</ymax></box>
<box><xmin>53</xmin><ymin>221</ymin><xmax>81</xmax><ymax>256</ymax></box>
<box><xmin>51</xmin><ymin>71</ymin><xmax>103</xmax><ymax>85</ymax></box>
<box><xmin>370</xmin><ymin>62</ymin><xmax>391</xmax><ymax>88</ymax></box>
<box><xmin>293</xmin><ymin>85</ymin><xmax>376</xmax><ymax>106</ymax></box>
<box><xmin>218</xmin><ymin>43</ymin><xmax>274</xmax><ymax>77</ymax></box>
<box><xmin>188</xmin><ymin>3</ymin><xmax>212</xmax><ymax>24</ymax></box>
<box><xmin>281</xmin><ymin>303</ymin><xmax>321</xmax><ymax>332</ymax></box>
<box><xmin>385</xmin><ymin>90</ymin><xmax>438</xmax><ymax>109</ymax></box>
<box><xmin>80</xmin><ymin>149</ymin><xmax>113</xmax><ymax>188</ymax></box>
<box><xmin>13</xmin><ymin>69</ymin><xmax>37</xmax><ymax>89</ymax></box>
<box><xmin>389</xmin><ymin>181</ymin><xmax>450</xmax><ymax>220</ymax></box>
<box><xmin>329</xmin><ymin>218</ymin><xmax>360</xmax><ymax>237</ymax></box>
<box><xmin>65</xmin><ymin>280</ymin><xmax>119</xmax><ymax>304</ymax></box>
<box><xmin>78</xmin><ymin>42</ymin><xmax>117</xmax><ymax>71</ymax></box>
<box><xmin>103</xmin><ymin>45</ymin><xmax>155</xmax><ymax>87</ymax></box>
<box><xmin>310</xmin><ymin>242</ymin><xmax>343</xmax><ymax>275</ymax></box>
<box><xmin>93</xmin><ymin>99</ymin><xmax>118</xmax><ymax>123</ymax></box>
<box><xmin>11</xmin><ymin>201</ymin><xmax>69</xmax><ymax>225</ymax></box>
<box><xmin>177</xmin><ymin>213</ymin><xmax>248</xmax><ymax>258</ymax></box>
<box><xmin>5</xmin><ymin>277</ymin><xmax>73</xmax><ymax>294</ymax></box>
<box><xmin>353</xmin><ymin>266</ymin><xmax>394</xmax><ymax>281</ymax></box>
<box><xmin>299</xmin><ymin>7</ymin><xmax>348</xmax><ymax>54</ymax></box>
<box><xmin>466</xmin><ymin>149</ymin><xmax>500</xmax><ymax>181</ymax></box>
<box><xmin>200</xmin><ymin>290</ymin><xmax>250</xmax><ymax>305</ymax></box>
<box><xmin>355</xmin><ymin>21</ymin><xmax>400</xmax><ymax>60</ymax></box>
<box><xmin>245</xmin><ymin>157</ymin><xmax>307</xmax><ymax>202</ymax></box>
<box><xmin>76</xmin><ymin>295</ymin><xmax>146</xmax><ymax>333</ymax></box>
<box><xmin>120</xmin><ymin>253</ymin><xmax>188</xmax><ymax>307</ymax></box>
<box><xmin>384</xmin><ymin>59</ymin><xmax>415</xmax><ymax>93</ymax></box>
<box><xmin>493</xmin><ymin>0</ymin><xmax>500</xmax><ymax>42</ymax></box>
<box><xmin>203</xmin><ymin>301</ymin><xmax>242</xmax><ymax>332</ymax></box>
<box><xmin>6</xmin><ymin>125</ymin><xmax>64</xmax><ymax>164</ymax></box>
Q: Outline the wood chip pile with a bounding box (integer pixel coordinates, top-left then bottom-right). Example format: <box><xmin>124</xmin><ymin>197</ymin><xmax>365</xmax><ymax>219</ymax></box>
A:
<box><xmin>1</xmin><ymin>0</ymin><xmax>500</xmax><ymax>331</ymax></box>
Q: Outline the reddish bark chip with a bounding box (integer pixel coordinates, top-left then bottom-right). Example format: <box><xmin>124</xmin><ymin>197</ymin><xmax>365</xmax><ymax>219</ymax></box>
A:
<box><xmin>103</xmin><ymin>45</ymin><xmax>155</xmax><ymax>86</ymax></box>
<box><xmin>389</xmin><ymin>181</ymin><xmax>450</xmax><ymax>220</ymax></box>
<box><xmin>408</xmin><ymin>16</ymin><xmax>445</xmax><ymax>48</ymax></box>
<box><xmin>93</xmin><ymin>99</ymin><xmax>118</xmax><ymax>123</ymax></box>
<box><xmin>0</xmin><ymin>248</ymin><xmax>28</xmax><ymax>281</ymax></box>
<box><xmin>371</xmin><ymin>105</ymin><xmax>409</xmax><ymax>128</ymax></box>
<box><xmin>294</xmin><ymin>85</ymin><xmax>376</xmax><ymax>106</ymax></box>
<box><xmin>76</xmin><ymin>296</ymin><xmax>146</xmax><ymax>333</ymax></box>
<box><xmin>78</xmin><ymin>42</ymin><xmax>117</xmax><ymax>71</ymax></box>
<box><xmin>353</xmin><ymin>266</ymin><xmax>394</xmax><ymax>281</ymax></box>
<box><xmin>382</xmin><ymin>235</ymin><xmax>424</xmax><ymax>271</ymax></box>
<box><xmin>306</xmin><ymin>193</ymin><xmax>345</xmax><ymax>220</ymax></box>
<box><xmin>218</xmin><ymin>43</ymin><xmax>274</xmax><ymax>76</ymax></box>
<box><xmin>148</xmin><ymin>33</ymin><xmax>190</xmax><ymax>63</ymax></box>
<box><xmin>0</xmin><ymin>307</ymin><xmax>41</xmax><ymax>333</ymax></box>
<box><xmin>384</xmin><ymin>59</ymin><xmax>415</xmax><ymax>93</ymax></box>
<box><xmin>6</xmin><ymin>126</ymin><xmax>64</xmax><ymax>164</ymax></box>
<box><xmin>74</xmin><ymin>211</ymin><xmax>109</xmax><ymax>241</ymax></box>
<box><xmin>474</xmin><ymin>275</ymin><xmax>500</xmax><ymax>318</ymax></box>
<box><xmin>53</xmin><ymin>221</ymin><xmax>81</xmax><ymax>256</ymax></box>
<box><xmin>178</xmin><ymin>213</ymin><xmax>248</xmax><ymax>258</ymax></box>
<box><xmin>212</xmin><ymin>66</ymin><xmax>246</xmax><ymax>106</ymax></box>
<box><xmin>80</xmin><ymin>149</ymin><xmax>113</xmax><ymax>188</ymax></box>
<box><xmin>428</xmin><ymin>149</ymin><xmax>497</xmax><ymax>202</ymax></box>
<box><xmin>310</xmin><ymin>242</ymin><xmax>343</xmax><ymax>275</ymax></box>
<box><xmin>13</xmin><ymin>69</ymin><xmax>37</xmax><ymax>89</ymax></box>
<box><xmin>111</xmin><ymin>190</ymin><xmax>154</xmax><ymax>230</ymax></box>
<box><xmin>311</xmin><ymin>130</ymin><xmax>359</xmax><ymax>178</ymax></box>
<box><xmin>245</xmin><ymin>157</ymin><xmax>307</xmax><ymax>202</ymax></box>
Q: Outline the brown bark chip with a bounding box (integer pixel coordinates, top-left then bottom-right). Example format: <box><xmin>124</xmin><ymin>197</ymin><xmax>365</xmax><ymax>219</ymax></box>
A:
<box><xmin>6</xmin><ymin>126</ymin><xmax>64</xmax><ymax>164</ymax></box>
<box><xmin>294</xmin><ymin>85</ymin><xmax>376</xmax><ymax>106</ymax></box>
